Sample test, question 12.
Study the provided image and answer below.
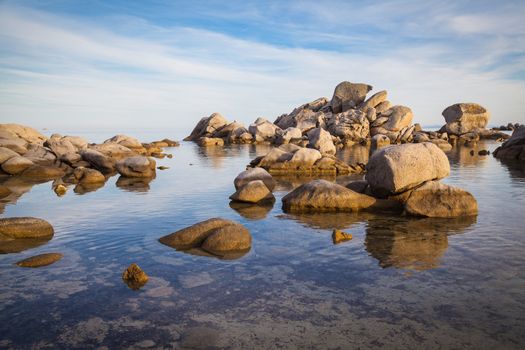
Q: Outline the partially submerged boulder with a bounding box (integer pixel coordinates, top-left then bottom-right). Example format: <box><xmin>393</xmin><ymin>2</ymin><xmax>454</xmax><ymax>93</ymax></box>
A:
<box><xmin>116</xmin><ymin>156</ymin><xmax>156</xmax><ymax>178</ymax></box>
<box><xmin>366</xmin><ymin>143</ymin><xmax>450</xmax><ymax>196</ymax></box>
<box><xmin>229</xmin><ymin>180</ymin><xmax>275</xmax><ymax>204</ymax></box>
<box><xmin>81</xmin><ymin>149</ymin><xmax>115</xmax><ymax>174</ymax></box>
<box><xmin>159</xmin><ymin>218</ymin><xmax>251</xmax><ymax>257</ymax></box>
<box><xmin>282</xmin><ymin>179</ymin><xmax>377</xmax><ymax>212</ymax></box>
<box><xmin>15</xmin><ymin>253</ymin><xmax>63</xmax><ymax>268</ymax></box>
<box><xmin>0</xmin><ymin>217</ymin><xmax>54</xmax><ymax>239</ymax></box>
<box><xmin>404</xmin><ymin>181</ymin><xmax>478</xmax><ymax>217</ymax></box>
<box><xmin>443</xmin><ymin>103</ymin><xmax>489</xmax><ymax>135</ymax></box>
<box><xmin>1</xmin><ymin>156</ymin><xmax>33</xmax><ymax>175</ymax></box>
<box><xmin>234</xmin><ymin>167</ymin><xmax>275</xmax><ymax>191</ymax></box>
<box><xmin>122</xmin><ymin>263</ymin><xmax>149</xmax><ymax>290</ymax></box>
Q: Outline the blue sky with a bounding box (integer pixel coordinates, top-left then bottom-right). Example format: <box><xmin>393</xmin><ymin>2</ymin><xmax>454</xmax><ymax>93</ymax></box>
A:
<box><xmin>1</xmin><ymin>0</ymin><xmax>525</xmax><ymax>130</ymax></box>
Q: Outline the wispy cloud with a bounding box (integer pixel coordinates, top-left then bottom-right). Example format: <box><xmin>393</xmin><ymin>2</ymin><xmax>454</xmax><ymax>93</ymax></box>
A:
<box><xmin>0</xmin><ymin>1</ymin><xmax>524</xmax><ymax>132</ymax></box>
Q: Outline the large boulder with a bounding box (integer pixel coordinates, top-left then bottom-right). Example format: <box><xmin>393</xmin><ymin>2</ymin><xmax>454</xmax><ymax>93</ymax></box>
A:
<box><xmin>381</xmin><ymin>106</ymin><xmax>413</xmax><ymax>132</ymax></box>
<box><xmin>326</xmin><ymin>110</ymin><xmax>369</xmax><ymax>142</ymax></box>
<box><xmin>359</xmin><ymin>90</ymin><xmax>387</xmax><ymax>110</ymax></box>
<box><xmin>1</xmin><ymin>156</ymin><xmax>34</xmax><ymax>175</ymax></box>
<box><xmin>73</xmin><ymin>167</ymin><xmax>106</xmax><ymax>184</ymax></box>
<box><xmin>116</xmin><ymin>156</ymin><xmax>156</xmax><ymax>178</ymax></box>
<box><xmin>18</xmin><ymin>165</ymin><xmax>65</xmax><ymax>180</ymax></box>
<box><xmin>249</xmin><ymin>118</ymin><xmax>281</xmax><ymax>142</ymax></box>
<box><xmin>366</xmin><ymin>143</ymin><xmax>450</xmax><ymax>196</ymax></box>
<box><xmin>234</xmin><ymin>167</ymin><xmax>275</xmax><ymax>191</ymax></box>
<box><xmin>104</xmin><ymin>135</ymin><xmax>143</xmax><ymax>150</ymax></box>
<box><xmin>307</xmin><ymin>127</ymin><xmax>336</xmax><ymax>155</ymax></box>
<box><xmin>404</xmin><ymin>181</ymin><xmax>478</xmax><ymax>217</ymax></box>
<box><xmin>0</xmin><ymin>124</ymin><xmax>47</xmax><ymax>144</ymax></box>
<box><xmin>0</xmin><ymin>217</ymin><xmax>54</xmax><ymax>239</ymax></box>
<box><xmin>276</xmin><ymin>127</ymin><xmax>302</xmax><ymax>145</ymax></box>
<box><xmin>493</xmin><ymin>125</ymin><xmax>525</xmax><ymax>161</ymax></box>
<box><xmin>81</xmin><ymin>149</ymin><xmax>115</xmax><ymax>173</ymax></box>
<box><xmin>330</xmin><ymin>81</ymin><xmax>372</xmax><ymax>113</ymax></box>
<box><xmin>0</xmin><ymin>147</ymin><xmax>20</xmax><ymax>164</ymax></box>
<box><xmin>274</xmin><ymin>98</ymin><xmax>329</xmax><ymax>130</ymax></box>
<box><xmin>159</xmin><ymin>218</ymin><xmax>251</xmax><ymax>255</ymax></box>
<box><xmin>44</xmin><ymin>137</ymin><xmax>78</xmax><ymax>158</ymax></box>
<box><xmin>282</xmin><ymin>179</ymin><xmax>377</xmax><ymax>212</ymax></box>
<box><xmin>443</xmin><ymin>103</ymin><xmax>489</xmax><ymax>135</ymax></box>
<box><xmin>289</xmin><ymin>148</ymin><xmax>322</xmax><ymax>167</ymax></box>
<box><xmin>229</xmin><ymin>180</ymin><xmax>274</xmax><ymax>203</ymax></box>
<box><xmin>185</xmin><ymin>113</ymin><xmax>228</xmax><ymax>141</ymax></box>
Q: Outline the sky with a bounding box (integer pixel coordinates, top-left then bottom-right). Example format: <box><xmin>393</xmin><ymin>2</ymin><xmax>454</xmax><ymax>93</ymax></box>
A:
<box><xmin>1</xmin><ymin>0</ymin><xmax>525</xmax><ymax>131</ymax></box>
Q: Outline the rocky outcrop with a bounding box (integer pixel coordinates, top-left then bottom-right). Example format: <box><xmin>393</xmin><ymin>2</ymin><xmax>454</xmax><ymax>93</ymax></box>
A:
<box><xmin>249</xmin><ymin>118</ymin><xmax>281</xmax><ymax>143</ymax></box>
<box><xmin>229</xmin><ymin>180</ymin><xmax>275</xmax><ymax>204</ymax></box>
<box><xmin>366</xmin><ymin>143</ymin><xmax>450</xmax><ymax>196</ymax></box>
<box><xmin>493</xmin><ymin>125</ymin><xmax>525</xmax><ymax>161</ymax></box>
<box><xmin>0</xmin><ymin>217</ymin><xmax>54</xmax><ymax>239</ymax></box>
<box><xmin>159</xmin><ymin>218</ymin><xmax>251</xmax><ymax>257</ymax></box>
<box><xmin>443</xmin><ymin>103</ymin><xmax>489</xmax><ymax>135</ymax></box>
<box><xmin>404</xmin><ymin>181</ymin><xmax>478</xmax><ymax>217</ymax></box>
<box><xmin>184</xmin><ymin>113</ymin><xmax>228</xmax><ymax>141</ymax></box>
<box><xmin>116</xmin><ymin>156</ymin><xmax>156</xmax><ymax>178</ymax></box>
<box><xmin>15</xmin><ymin>253</ymin><xmax>63</xmax><ymax>268</ymax></box>
<box><xmin>307</xmin><ymin>127</ymin><xmax>336</xmax><ymax>155</ymax></box>
<box><xmin>1</xmin><ymin>156</ymin><xmax>34</xmax><ymax>175</ymax></box>
<box><xmin>80</xmin><ymin>149</ymin><xmax>115</xmax><ymax>174</ymax></box>
<box><xmin>282</xmin><ymin>179</ymin><xmax>377</xmax><ymax>212</ymax></box>
<box><xmin>330</xmin><ymin>81</ymin><xmax>373</xmax><ymax>113</ymax></box>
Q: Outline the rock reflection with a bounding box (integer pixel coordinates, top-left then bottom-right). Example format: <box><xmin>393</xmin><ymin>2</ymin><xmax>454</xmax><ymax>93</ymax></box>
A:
<box><xmin>0</xmin><ymin>176</ymin><xmax>47</xmax><ymax>214</ymax></box>
<box><xmin>0</xmin><ymin>237</ymin><xmax>51</xmax><ymax>254</ymax></box>
<box><xmin>229</xmin><ymin>201</ymin><xmax>274</xmax><ymax>220</ymax></box>
<box><xmin>176</xmin><ymin>247</ymin><xmax>250</xmax><ymax>260</ymax></box>
<box><xmin>115</xmin><ymin>176</ymin><xmax>155</xmax><ymax>193</ymax></box>
<box><xmin>365</xmin><ymin>216</ymin><xmax>477</xmax><ymax>271</ymax></box>
<box><xmin>278</xmin><ymin>212</ymin><xmax>374</xmax><ymax>230</ymax></box>
<box><xmin>447</xmin><ymin>141</ymin><xmax>491</xmax><ymax>167</ymax></box>
<box><xmin>73</xmin><ymin>181</ymin><xmax>106</xmax><ymax>195</ymax></box>
<box><xmin>497</xmin><ymin>157</ymin><xmax>525</xmax><ymax>181</ymax></box>
<box><xmin>273</xmin><ymin>174</ymin><xmax>363</xmax><ymax>192</ymax></box>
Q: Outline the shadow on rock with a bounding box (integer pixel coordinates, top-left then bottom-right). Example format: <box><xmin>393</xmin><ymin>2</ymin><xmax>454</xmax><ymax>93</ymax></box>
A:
<box><xmin>229</xmin><ymin>200</ymin><xmax>274</xmax><ymax>220</ymax></box>
<box><xmin>365</xmin><ymin>215</ymin><xmax>477</xmax><ymax>271</ymax></box>
<box><xmin>115</xmin><ymin>175</ymin><xmax>155</xmax><ymax>193</ymax></box>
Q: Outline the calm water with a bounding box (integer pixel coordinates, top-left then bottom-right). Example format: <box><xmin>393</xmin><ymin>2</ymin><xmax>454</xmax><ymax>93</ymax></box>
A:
<box><xmin>1</xmin><ymin>129</ymin><xmax>524</xmax><ymax>349</ymax></box>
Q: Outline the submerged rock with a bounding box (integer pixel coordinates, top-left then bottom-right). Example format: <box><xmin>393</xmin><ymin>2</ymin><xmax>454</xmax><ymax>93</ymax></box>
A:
<box><xmin>0</xmin><ymin>217</ymin><xmax>54</xmax><ymax>239</ymax></box>
<box><xmin>404</xmin><ymin>181</ymin><xmax>478</xmax><ymax>217</ymax></box>
<box><xmin>332</xmin><ymin>229</ymin><xmax>353</xmax><ymax>244</ymax></box>
<box><xmin>116</xmin><ymin>156</ymin><xmax>156</xmax><ymax>178</ymax></box>
<box><xmin>15</xmin><ymin>253</ymin><xmax>63</xmax><ymax>268</ymax></box>
<box><xmin>159</xmin><ymin>218</ymin><xmax>251</xmax><ymax>256</ymax></box>
<box><xmin>282</xmin><ymin>179</ymin><xmax>377</xmax><ymax>212</ymax></box>
<box><xmin>366</xmin><ymin>142</ymin><xmax>450</xmax><ymax>196</ymax></box>
<box><xmin>122</xmin><ymin>263</ymin><xmax>149</xmax><ymax>290</ymax></box>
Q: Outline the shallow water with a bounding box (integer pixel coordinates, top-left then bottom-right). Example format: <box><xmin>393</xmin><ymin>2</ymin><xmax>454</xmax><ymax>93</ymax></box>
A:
<box><xmin>1</xmin><ymin>131</ymin><xmax>524</xmax><ymax>349</ymax></box>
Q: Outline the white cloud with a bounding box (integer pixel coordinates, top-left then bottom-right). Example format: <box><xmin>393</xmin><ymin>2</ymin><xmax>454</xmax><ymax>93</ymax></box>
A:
<box><xmin>0</xmin><ymin>3</ymin><xmax>524</xmax><ymax>135</ymax></box>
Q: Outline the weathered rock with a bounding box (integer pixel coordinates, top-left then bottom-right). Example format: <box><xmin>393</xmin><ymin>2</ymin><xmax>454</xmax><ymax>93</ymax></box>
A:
<box><xmin>91</xmin><ymin>143</ymin><xmax>136</xmax><ymax>159</ymax></box>
<box><xmin>16</xmin><ymin>253</ymin><xmax>63</xmax><ymax>268</ymax></box>
<box><xmin>159</xmin><ymin>218</ymin><xmax>251</xmax><ymax>255</ymax></box>
<box><xmin>493</xmin><ymin>125</ymin><xmax>525</xmax><ymax>161</ymax></box>
<box><xmin>366</xmin><ymin>143</ymin><xmax>450</xmax><ymax>196</ymax></box>
<box><xmin>116</xmin><ymin>156</ymin><xmax>156</xmax><ymax>178</ymax></box>
<box><xmin>200</xmin><ymin>223</ymin><xmax>252</xmax><ymax>254</ymax></box>
<box><xmin>258</xmin><ymin>148</ymin><xmax>293</xmax><ymax>168</ymax></box>
<box><xmin>443</xmin><ymin>103</ymin><xmax>489</xmax><ymax>135</ymax></box>
<box><xmin>0</xmin><ymin>147</ymin><xmax>19</xmax><ymax>164</ymax></box>
<box><xmin>81</xmin><ymin>149</ymin><xmax>115</xmax><ymax>173</ymax></box>
<box><xmin>276</xmin><ymin>127</ymin><xmax>302</xmax><ymax>145</ymax></box>
<box><xmin>54</xmin><ymin>184</ymin><xmax>67</xmax><ymax>196</ymax></box>
<box><xmin>282</xmin><ymin>179</ymin><xmax>377</xmax><ymax>212</ymax></box>
<box><xmin>360</xmin><ymin>90</ymin><xmax>387</xmax><ymax>110</ymax></box>
<box><xmin>229</xmin><ymin>180</ymin><xmax>275</xmax><ymax>203</ymax></box>
<box><xmin>185</xmin><ymin>113</ymin><xmax>228</xmax><ymax>141</ymax></box>
<box><xmin>73</xmin><ymin>167</ymin><xmax>106</xmax><ymax>184</ymax></box>
<box><xmin>371</xmin><ymin>134</ymin><xmax>390</xmax><ymax>148</ymax></box>
<box><xmin>332</xmin><ymin>229</ymin><xmax>353</xmax><ymax>244</ymax></box>
<box><xmin>308</xmin><ymin>127</ymin><xmax>336</xmax><ymax>155</ymax></box>
<box><xmin>197</xmin><ymin>137</ymin><xmax>224</xmax><ymax>147</ymax></box>
<box><xmin>330</xmin><ymin>81</ymin><xmax>373</xmax><ymax>113</ymax></box>
<box><xmin>1</xmin><ymin>156</ymin><xmax>34</xmax><ymax>175</ymax></box>
<box><xmin>122</xmin><ymin>263</ymin><xmax>149</xmax><ymax>290</ymax></box>
<box><xmin>19</xmin><ymin>165</ymin><xmax>65</xmax><ymax>179</ymax></box>
<box><xmin>289</xmin><ymin>148</ymin><xmax>322</xmax><ymax>167</ymax></box>
<box><xmin>44</xmin><ymin>138</ymin><xmax>77</xmax><ymax>158</ymax></box>
<box><xmin>404</xmin><ymin>181</ymin><xmax>478</xmax><ymax>217</ymax></box>
<box><xmin>0</xmin><ymin>217</ymin><xmax>54</xmax><ymax>239</ymax></box>
<box><xmin>382</xmin><ymin>106</ymin><xmax>413</xmax><ymax>132</ymax></box>
<box><xmin>274</xmin><ymin>98</ymin><xmax>328</xmax><ymax>130</ymax></box>
<box><xmin>212</xmin><ymin>121</ymin><xmax>245</xmax><ymax>139</ymax></box>
<box><xmin>23</xmin><ymin>144</ymin><xmax>57</xmax><ymax>165</ymax></box>
<box><xmin>249</xmin><ymin>118</ymin><xmax>281</xmax><ymax>142</ymax></box>
<box><xmin>0</xmin><ymin>124</ymin><xmax>47</xmax><ymax>144</ymax></box>
<box><xmin>234</xmin><ymin>167</ymin><xmax>275</xmax><ymax>191</ymax></box>
<box><xmin>327</xmin><ymin>110</ymin><xmax>369</xmax><ymax>141</ymax></box>
<box><xmin>375</xmin><ymin>100</ymin><xmax>392</xmax><ymax>114</ymax></box>
<box><xmin>346</xmin><ymin>180</ymin><xmax>369</xmax><ymax>194</ymax></box>
<box><xmin>105</xmin><ymin>135</ymin><xmax>143</xmax><ymax>150</ymax></box>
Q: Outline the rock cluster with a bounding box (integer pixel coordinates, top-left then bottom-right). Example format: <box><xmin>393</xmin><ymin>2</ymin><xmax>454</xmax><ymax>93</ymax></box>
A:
<box><xmin>159</xmin><ymin>218</ymin><xmax>252</xmax><ymax>259</ymax></box>
<box><xmin>248</xmin><ymin>144</ymin><xmax>365</xmax><ymax>176</ymax></box>
<box><xmin>0</xmin><ymin>123</ymin><xmax>178</xmax><ymax>195</ymax></box>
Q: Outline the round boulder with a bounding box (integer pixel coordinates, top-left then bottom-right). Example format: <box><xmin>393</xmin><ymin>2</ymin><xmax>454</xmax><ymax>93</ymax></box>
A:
<box><xmin>116</xmin><ymin>156</ymin><xmax>156</xmax><ymax>178</ymax></box>
<box><xmin>234</xmin><ymin>167</ymin><xmax>275</xmax><ymax>191</ymax></box>
<box><xmin>0</xmin><ymin>217</ymin><xmax>54</xmax><ymax>239</ymax></box>
<box><xmin>443</xmin><ymin>103</ymin><xmax>489</xmax><ymax>135</ymax></box>
<box><xmin>229</xmin><ymin>180</ymin><xmax>274</xmax><ymax>203</ymax></box>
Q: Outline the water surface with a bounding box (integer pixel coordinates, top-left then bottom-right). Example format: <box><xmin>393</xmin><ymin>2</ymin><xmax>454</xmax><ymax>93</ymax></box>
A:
<box><xmin>1</xmin><ymin>131</ymin><xmax>524</xmax><ymax>349</ymax></box>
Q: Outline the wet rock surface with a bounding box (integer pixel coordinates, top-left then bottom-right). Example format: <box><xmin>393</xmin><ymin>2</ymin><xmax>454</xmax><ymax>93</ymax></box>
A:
<box><xmin>122</xmin><ymin>263</ymin><xmax>149</xmax><ymax>290</ymax></box>
<box><xmin>15</xmin><ymin>253</ymin><xmax>63</xmax><ymax>268</ymax></box>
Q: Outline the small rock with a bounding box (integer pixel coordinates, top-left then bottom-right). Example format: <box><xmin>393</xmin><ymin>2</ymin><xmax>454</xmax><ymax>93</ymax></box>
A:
<box><xmin>15</xmin><ymin>253</ymin><xmax>63</xmax><ymax>268</ymax></box>
<box><xmin>157</xmin><ymin>166</ymin><xmax>170</xmax><ymax>170</ymax></box>
<box><xmin>332</xmin><ymin>229</ymin><xmax>353</xmax><ymax>244</ymax></box>
<box><xmin>54</xmin><ymin>184</ymin><xmax>67</xmax><ymax>196</ymax></box>
<box><xmin>122</xmin><ymin>263</ymin><xmax>149</xmax><ymax>290</ymax></box>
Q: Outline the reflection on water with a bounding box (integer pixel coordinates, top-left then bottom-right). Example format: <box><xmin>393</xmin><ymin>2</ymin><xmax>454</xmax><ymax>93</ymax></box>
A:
<box><xmin>0</xmin><ymin>137</ymin><xmax>524</xmax><ymax>349</ymax></box>
<box><xmin>365</xmin><ymin>216</ymin><xmax>477</xmax><ymax>271</ymax></box>
<box><xmin>0</xmin><ymin>237</ymin><xmax>51</xmax><ymax>254</ymax></box>
<box><xmin>229</xmin><ymin>201</ymin><xmax>274</xmax><ymax>220</ymax></box>
<box><xmin>115</xmin><ymin>175</ymin><xmax>155</xmax><ymax>193</ymax></box>
<box><xmin>447</xmin><ymin>141</ymin><xmax>492</xmax><ymax>167</ymax></box>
